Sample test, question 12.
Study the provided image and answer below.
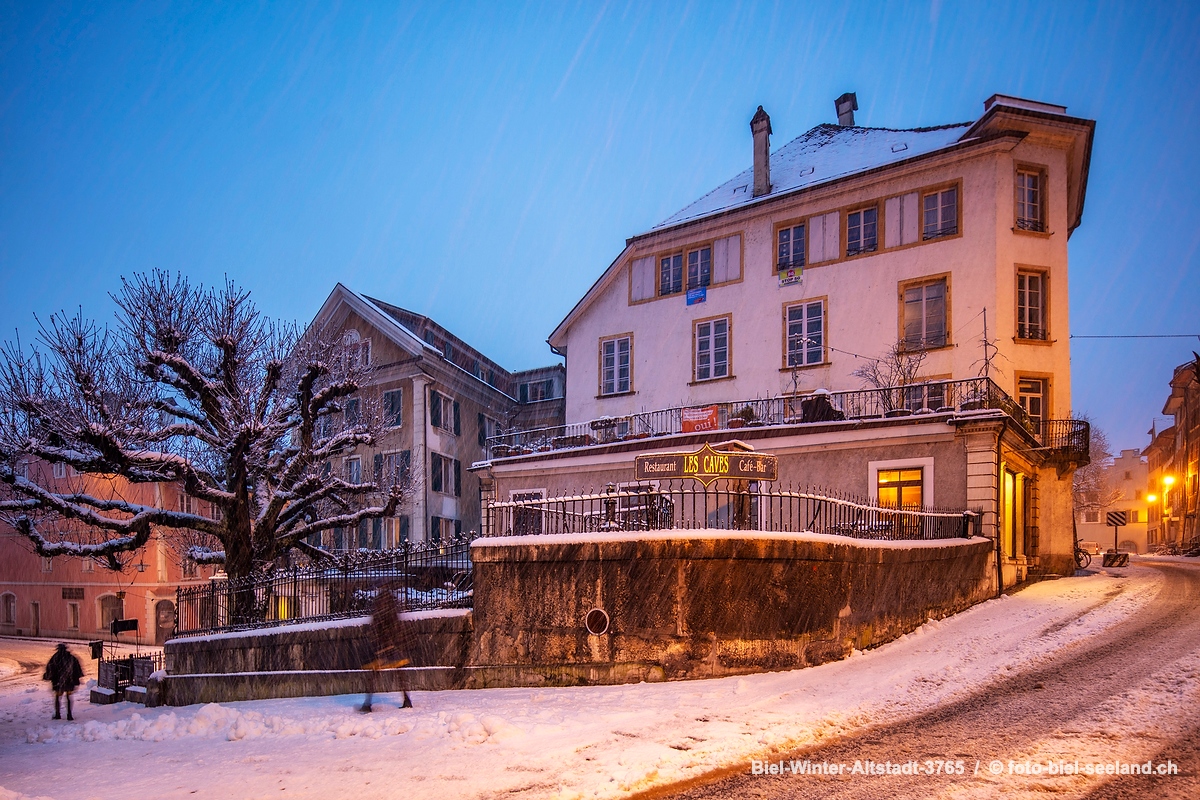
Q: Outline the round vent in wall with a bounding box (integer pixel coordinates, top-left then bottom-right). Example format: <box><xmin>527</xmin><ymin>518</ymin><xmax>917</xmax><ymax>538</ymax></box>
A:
<box><xmin>585</xmin><ymin>607</ymin><xmax>610</xmax><ymax>636</ymax></box>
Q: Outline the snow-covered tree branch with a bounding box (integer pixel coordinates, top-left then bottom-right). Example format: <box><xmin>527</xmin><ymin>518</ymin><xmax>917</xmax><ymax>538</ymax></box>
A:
<box><xmin>0</xmin><ymin>271</ymin><xmax>410</xmax><ymax>579</ymax></box>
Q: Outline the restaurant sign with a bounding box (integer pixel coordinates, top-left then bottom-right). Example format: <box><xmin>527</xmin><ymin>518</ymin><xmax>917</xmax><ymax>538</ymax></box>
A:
<box><xmin>634</xmin><ymin>443</ymin><xmax>778</xmax><ymax>487</ymax></box>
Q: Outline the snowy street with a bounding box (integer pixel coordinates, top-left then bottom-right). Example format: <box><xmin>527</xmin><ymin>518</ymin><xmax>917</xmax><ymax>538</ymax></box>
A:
<box><xmin>3</xmin><ymin>560</ymin><xmax>1199</xmax><ymax>800</ymax></box>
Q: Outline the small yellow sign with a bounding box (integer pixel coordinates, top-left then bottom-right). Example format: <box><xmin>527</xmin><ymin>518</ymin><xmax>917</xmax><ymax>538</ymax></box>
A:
<box><xmin>634</xmin><ymin>443</ymin><xmax>777</xmax><ymax>487</ymax></box>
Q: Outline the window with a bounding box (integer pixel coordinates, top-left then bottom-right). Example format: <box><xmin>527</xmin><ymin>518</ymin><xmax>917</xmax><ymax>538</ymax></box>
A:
<box><xmin>905</xmin><ymin>382</ymin><xmax>947</xmax><ymax>412</ymax></box>
<box><xmin>429</xmin><ymin>452</ymin><xmax>461</xmax><ymax>496</ymax></box>
<box><xmin>659</xmin><ymin>254</ymin><xmax>683</xmax><ymax>296</ymax></box>
<box><xmin>777</xmin><ymin>224</ymin><xmax>806</xmax><ymax>269</ymax></box>
<box><xmin>443</xmin><ymin>341</ymin><xmax>454</xmax><ymax>361</ymax></box>
<box><xmin>16</xmin><ymin>460</ymin><xmax>28</xmax><ymax>479</ymax></box>
<box><xmin>429</xmin><ymin>390</ymin><xmax>460</xmax><ymax>434</ymax></box>
<box><xmin>846</xmin><ymin>206</ymin><xmax>878</xmax><ymax>256</ymax></box>
<box><xmin>344</xmin><ymin>397</ymin><xmax>361</xmax><ymax>427</ymax></box>
<box><xmin>877</xmin><ymin>468</ymin><xmax>923</xmax><ymax>508</ymax></box>
<box><xmin>178</xmin><ymin>493</ymin><xmax>193</xmax><ymax>515</ymax></box>
<box><xmin>429</xmin><ymin>516</ymin><xmax>461</xmax><ymax>544</ymax></box>
<box><xmin>520</xmin><ymin>380</ymin><xmax>554</xmax><ymax>403</ymax></box>
<box><xmin>1124</xmin><ymin>471</ymin><xmax>1132</xmax><ymax>480</ymax></box>
<box><xmin>341</xmin><ymin>331</ymin><xmax>370</xmax><ymax>368</ymax></box>
<box><xmin>1128</xmin><ymin>509</ymin><xmax>1141</xmax><ymax>523</ymax></box>
<box><xmin>600</xmin><ymin>336</ymin><xmax>631</xmax><ymax>395</ymax></box>
<box><xmin>902</xmin><ymin>278</ymin><xmax>947</xmax><ymax>349</ymax></box>
<box><xmin>99</xmin><ymin>595</ymin><xmax>123</xmax><ymax>630</ymax></box>
<box><xmin>1</xmin><ymin>593</ymin><xmax>14</xmax><ymax>625</ymax></box>
<box><xmin>380</xmin><ymin>451</ymin><xmax>410</xmax><ymax>488</ymax></box>
<box><xmin>385</xmin><ymin>516</ymin><xmax>410</xmax><ymax>547</ymax></box>
<box><xmin>81</xmin><ymin>558</ymin><xmax>94</xmax><ymax>573</ymax></box>
<box><xmin>67</xmin><ymin>603</ymin><xmax>79</xmax><ymax>630</ymax></box>
<box><xmin>41</xmin><ymin>556</ymin><xmax>52</xmax><ymax>573</ymax></box>
<box><xmin>786</xmin><ymin>301</ymin><xmax>824</xmax><ymax>367</ymax></box>
<box><xmin>1135</xmin><ymin>489</ymin><xmax>1143</xmax><ymax>500</ymax></box>
<box><xmin>686</xmin><ymin>247</ymin><xmax>711</xmax><ymax>290</ymax></box>
<box><xmin>1016</xmin><ymin>168</ymin><xmax>1044</xmax><ymax>231</ymax></box>
<box><xmin>53</xmin><ymin>462</ymin><xmax>67</xmax><ymax>479</ymax></box>
<box><xmin>382</xmin><ymin>389</ymin><xmax>403</xmax><ymax>427</ymax></box>
<box><xmin>345</xmin><ymin>457</ymin><xmax>362</xmax><ymax>485</ymax></box>
<box><xmin>1017</xmin><ymin>271</ymin><xmax>1047</xmax><ymax>340</ymax></box>
<box><xmin>694</xmin><ymin>317</ymin><xmax>730</xmax><ymax>382</ymax></box>
<box><xmin>923</xmin><ymin>186</ymin><xmax>958</xmax><ymax>239</ymax></box>
<box><xmin>1017</xmin><ymin>377</ymin><xmax>1048</xmax><ymax>427</ymax></box>
<box><xmin>182</xmin><ymin>559</ymin><xmax>197</xmax><ymax>578</ymax></box>
<box><xmin>478</xmin><ymin>415</ymin><xmax>501</xmax><ymax>447</ymax></box>
<box><xmin>1084</xmin><ymin>510</ymin><xmax>1099</xmax><ymax>523</ymax></box>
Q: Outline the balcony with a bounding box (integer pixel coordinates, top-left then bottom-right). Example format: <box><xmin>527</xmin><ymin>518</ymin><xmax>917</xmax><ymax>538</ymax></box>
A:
<box><xmin>485</xmin><ymin>377</ymin><xmax>1090</xmax><ymax>468</ymax></box>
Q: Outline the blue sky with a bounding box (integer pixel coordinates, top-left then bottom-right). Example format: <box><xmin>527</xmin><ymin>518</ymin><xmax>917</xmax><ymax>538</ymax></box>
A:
<box><xmin>1</xmin><ymin>1</ymin><xmax>1197</xmax><ymax>452</ymax></box>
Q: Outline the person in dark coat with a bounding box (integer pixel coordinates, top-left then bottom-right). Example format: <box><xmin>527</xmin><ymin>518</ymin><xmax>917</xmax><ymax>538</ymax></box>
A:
<box><xmin>361</xmin><ymin>585</ymin><xmax>413</xmax><ymax>712</ymax></box>
<box><xmin>43</xmin><ymin>644</ymin><xmax>84</xmax><ymax>721</ymax></box>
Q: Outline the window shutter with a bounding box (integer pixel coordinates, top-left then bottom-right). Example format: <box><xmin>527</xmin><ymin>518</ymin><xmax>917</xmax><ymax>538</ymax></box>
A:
<box><xmin>477</xmin><ymin>412</ymin><xmax>486</xmax><ymax>446</ymax></box>
<box><xmin>371</xmin><ymin>518</ymin><xmax>382</xmax><ymax>549</ymax></box>
<box><xmin>630</xmin><ymin>256</ymin><xmax>655</xmax><ymax>301</ymax></box>
<box><xmin>454</xmin><ymin>519</ymin><xmax>462</xmax><ymax>538</ymax></box>
<box><xmin>711</xmin><ymin>234</ymin><xmax>742</xmax><ymax>283</ymax></box>
<box><xmin>808</xmin><ymin>214</ymin><xmax>825</xmax><ymax>263</ymax></box>
<box><xmin>399</xmin><ymin>515</ymin><xmax>409</xmax><ymax>543</ymax></box>
<box><xmin>430</xmin><ymin>516</ymin><xmax>441</xmax><ymax>544</ymax></box>
<box><xmin>401</xmin><ymin>450</ymin><xmax>411</xmax><ymax>479</ymax></box>
<box><xmin>823</xmin><ymin>211</ymin><xmax>839</xmax><ymax>260</ymax></box>
<box><xmin>430</xmin><ymin>390</ymin><xmax>442</xmax><ymax>428</ymax></box>
<box><xmin>519</xmin><ymin>383</ymin><xmax>528</xmax><ymax>403</ymax></box>
<box><xmin>430</xmin><ymin>453</ymin><xmax>443</xmax><ymax>493</ymax></box>
<box><xmin>884</xmin><ymin>196</ymin><xmax>902</xmax><ymax>248</ymax></box>
<box><xmin>453</xmin><ymin>401</ymin><xmax>461</xmax><ymax>435</ymax></box>
<box><xmin>453</xmin><ymin>459</ymin><xmax>462</xmax><ymax>497</ymax></box>
<box><xmin>373</xmin><ymin>454</ymin><xmax>383</xmax><ymax>485</ymax></box>
<box><xmin>902</xmin><ymin>192</ymin><xmax>919</xmax><ymax>244</ymax></box>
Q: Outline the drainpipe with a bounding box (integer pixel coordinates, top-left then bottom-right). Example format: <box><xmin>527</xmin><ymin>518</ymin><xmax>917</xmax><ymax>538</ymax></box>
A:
<box><xmin>995</xmin><ymin>419</ymin><xmax>1008</xmax><ymax>597</ymax></box>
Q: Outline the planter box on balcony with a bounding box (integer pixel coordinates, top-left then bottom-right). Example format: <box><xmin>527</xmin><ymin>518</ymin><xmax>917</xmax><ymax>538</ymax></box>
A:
<box><xmin>552</xmin><ymin>434</ymin><xmax>596</xmax><ymax>449</ymax></box>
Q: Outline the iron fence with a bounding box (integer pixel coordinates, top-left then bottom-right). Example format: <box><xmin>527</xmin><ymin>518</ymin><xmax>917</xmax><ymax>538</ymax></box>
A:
<box><xmin>486</xmin><ymin>377</ymin><xmax>1087</xmax><ymax>464</ymax></box>
<box><xmin>485</xmin><ymin>483</ymin><xmax>980</xmax><ymax>542</ymax></box>
<box><xmin>173</xmin><ymin>537</ymin><xmax>474</xmax><ymax>638</ymax></box>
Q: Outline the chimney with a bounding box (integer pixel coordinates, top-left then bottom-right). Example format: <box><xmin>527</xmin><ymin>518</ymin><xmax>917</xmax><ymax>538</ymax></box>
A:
<box><xmin>750</xmin><ymin>105</ymin><xmax>772</xmax><ymax>198</ymax></box>
<box><xmin>835</xmin><ymin>92</ymin><xmax>858</xmax><ymax>126</ymax></box>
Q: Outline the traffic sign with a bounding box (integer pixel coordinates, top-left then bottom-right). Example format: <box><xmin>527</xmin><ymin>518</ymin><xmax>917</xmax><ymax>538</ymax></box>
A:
<box><xmin>1106</xmin><ymin>511</ymin><xmax>1128</xmax><ymax>527</ymax></box>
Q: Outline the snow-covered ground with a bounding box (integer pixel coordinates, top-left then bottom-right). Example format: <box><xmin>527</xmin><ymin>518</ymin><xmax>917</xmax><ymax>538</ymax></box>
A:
<box><xmin>0</xmin><ymin>562</ymin><xmax>1191</xmax><ymax>800</ymax></box>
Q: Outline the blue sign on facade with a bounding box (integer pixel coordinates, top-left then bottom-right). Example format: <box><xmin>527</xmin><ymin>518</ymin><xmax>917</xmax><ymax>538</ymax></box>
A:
<box><xmin>686</xmin><ymin>287</ymin><xmax>707</xmax><ymax>305</ymax></box>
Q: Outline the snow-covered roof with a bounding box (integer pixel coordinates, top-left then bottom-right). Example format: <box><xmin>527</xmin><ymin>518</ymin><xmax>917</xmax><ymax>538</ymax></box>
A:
<box><xmin>652</xmin><ymin>122</ymin><xmax>972</xmax><ymax>232</ymax></box>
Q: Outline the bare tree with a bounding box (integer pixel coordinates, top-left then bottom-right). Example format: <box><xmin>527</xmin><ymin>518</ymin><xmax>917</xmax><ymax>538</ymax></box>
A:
<box><xmin>851</xmin><ymin>340</ymin><xmax>928</xmax><ymax>410</ymax></box>
<box><xmin>0</xmin><ymin>272</ymin><xmax>406</xmax><ymax>580</ymax></box>
<box><xmin>1071</xmin><ymin>412</ymin><xmax>1121</xmax><ymax>518</ymax></box>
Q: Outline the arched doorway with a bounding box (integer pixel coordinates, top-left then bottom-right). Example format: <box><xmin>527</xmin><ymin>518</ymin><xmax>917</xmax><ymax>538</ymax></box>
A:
<box><xmin>154</xmin><ymin>600</ymin><xmax>176</xmax><ymax>645</ymax></box>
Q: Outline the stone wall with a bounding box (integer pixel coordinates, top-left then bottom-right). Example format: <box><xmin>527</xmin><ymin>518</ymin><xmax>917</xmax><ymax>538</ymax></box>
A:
<box><xmin>471</xmin><ymin>532</ymin><xmax>994</xmax><ymax>679</ymax></box>
<box><xmin>165</xmin><ymin>609</ymin><xmax>471</xmax><ymax>675</ymax></box>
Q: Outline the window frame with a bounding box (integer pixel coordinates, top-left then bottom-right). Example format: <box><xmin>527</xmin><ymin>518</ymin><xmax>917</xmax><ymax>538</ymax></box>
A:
<box><xmin>598</xmin><ymin>334</ymin><xmax>633</xmax><ymax>397</ymax></box>
<box><xmin>922</xmin><ymin>185</ymin><xmax>959</xmax><ymax>240</ymax></box>
<box><xmin>0</xmin><ymin>593</ymin><xmax>15</xmax><ymax>625</ymax></box>
<box><xmin>898</xmin><ymin>274</ymin><xmax>951</xmax><ymax>351</ymax></box>
<box><xmin>429</xmin><ymin>451</ymin><xmax>461</xmax><ymax>497</ymax></box>
<box><xmin>782</xmin><ymin>298</ymin><xmax>827</xmax><ymax>370</ymax></box>
<box><xmin>868</xmin><ymin>457</ymin><xmax>935</xmax><ymax>507</ymax></box>
<box><xmin>776</xmin><ymin>222</ymin><xmax>806</xmax><ymax>271</ymax></box>
<box><xmin>1016</xmin><ymin>374</ymin><xmax>1051</xmax><ymax>428</ymax></box>
<box><xmin>845</xmin><ymin>204</ymin><xmax>879</xmax><ymax>258</ymax></box>
<box><xmin>382</xmin><ymin>388</ymin><xmax>403</xmax><ymax>428</ymax></box>
<box><xmin>1014</xmin><ymin>164</ymin><xmax>1048</xmax><ymax>234</ymax></box>
<box><xmin>685</xmin><ymin>245</ymin><xmax>712</xmax><ymax>291</ymax></box>
<box><xmin>344</xmin><ymin>456</ymin><xmax>362</xmax><ymax>486</ymax></box>
<box><xmin>692</xmin><ymin>314</ymin><xmax>732</xmax><ymax>384</ymax></box>
<box><xmin>1015</xmin><ymin>268</ymin><xmax>1050</xmax><ymax>342</ymax></box>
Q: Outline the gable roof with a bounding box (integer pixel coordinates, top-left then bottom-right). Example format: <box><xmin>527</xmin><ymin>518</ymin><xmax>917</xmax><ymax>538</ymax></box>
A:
<box><xmin>549</xmin><ymin>95</ymin><xmax>1095</xmax><ymax>352</ymax></box>
<box><xmin>653</xmin><ymin>122</ymin><xmax>972</xmax><ymax>232</ymax></box>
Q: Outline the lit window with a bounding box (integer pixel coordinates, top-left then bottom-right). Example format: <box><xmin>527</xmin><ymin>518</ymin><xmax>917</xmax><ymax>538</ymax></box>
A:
<box><xmin>659</xmin><ymin>254</ymin><xmax>683</xmax><ymax>296</ymax></box>
<box><xmin>600</xmin><ymin>336</ymin><xmax>631</xmax><ymax>395</ymax></box>
<box><xmin>382</xmin><ymin>389</ymin><xmax>403</xmax><ymax>427</ymax></box>
<box><xmin>877</xmin><ymin>468</ymin><xmax>923</xmax><ymax>508</ymax></box>
<box><xmin>695</xmin><ymin>317</ymin><xmax>730</xmax><ymax>381</ymax></box>
<box><xmin>1016</xmin><ymin>169</ymin><xmax>1044</xmax><ymax>231</ymax></box>
<box><xmin>777</xmin><ymin>224</ymin><xmax>806</xmax><ymax>269</ymax></box>
<box><xmin>1017</xmin><ymin>272</ymin><xmax>1047</xmax><ymax>340</ymax></box>
<box><xmin>923</xmin><ymin>187</ymin><xmax>957</xmax><ymax>239</ymax></box>
<box><xmin>847</xmin><ymin>206</ymin><xmax>878</xmax><ymax>256</ymax></box>
<box><xmin>902</xmin><ymin>279</ymin><xmax>947</xmax><ymax>350</ymax></box>
<box><xmin>786</xmin><ymin>301</ymin><xmax>824</xmax><ymax>367</ymax></box>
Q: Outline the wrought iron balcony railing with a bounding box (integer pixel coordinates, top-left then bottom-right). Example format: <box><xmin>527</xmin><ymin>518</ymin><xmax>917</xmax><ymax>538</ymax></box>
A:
<box><xmin>485</xmin><ymin>377</ymin><xmax>1089</xmax><ymax>466</ymax></box>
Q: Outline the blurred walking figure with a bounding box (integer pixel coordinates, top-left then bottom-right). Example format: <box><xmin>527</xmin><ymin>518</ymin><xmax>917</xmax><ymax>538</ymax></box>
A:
<box><xmin>43</xmin><ymin>643</ymin><xmax>83</xmax><ymax>721</ymax></box>
<box><xmin>361</xmin><ymin>584</ymin><xmax>414</xmax><ymax>712</ymax></box>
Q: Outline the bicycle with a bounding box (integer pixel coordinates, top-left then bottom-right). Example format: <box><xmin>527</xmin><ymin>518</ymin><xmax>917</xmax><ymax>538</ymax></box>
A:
<box><xmin>1074</xmin><ymin>547</ymin><xmax>1092</xmax><ymax>570</ymax></box>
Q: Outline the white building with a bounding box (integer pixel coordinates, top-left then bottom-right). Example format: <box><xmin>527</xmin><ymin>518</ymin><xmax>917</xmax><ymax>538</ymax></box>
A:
<box><xmin>484</xmin><ymin>93</ymin><xmax>1095</xmax><ymax>583</ymax></box>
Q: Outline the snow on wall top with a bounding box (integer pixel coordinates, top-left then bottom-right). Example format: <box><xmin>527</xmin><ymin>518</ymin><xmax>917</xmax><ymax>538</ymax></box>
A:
<box><xmin>652</xmin><ymin>122</ymin><xmax>973</xmax><ymax>232</ymax></box>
